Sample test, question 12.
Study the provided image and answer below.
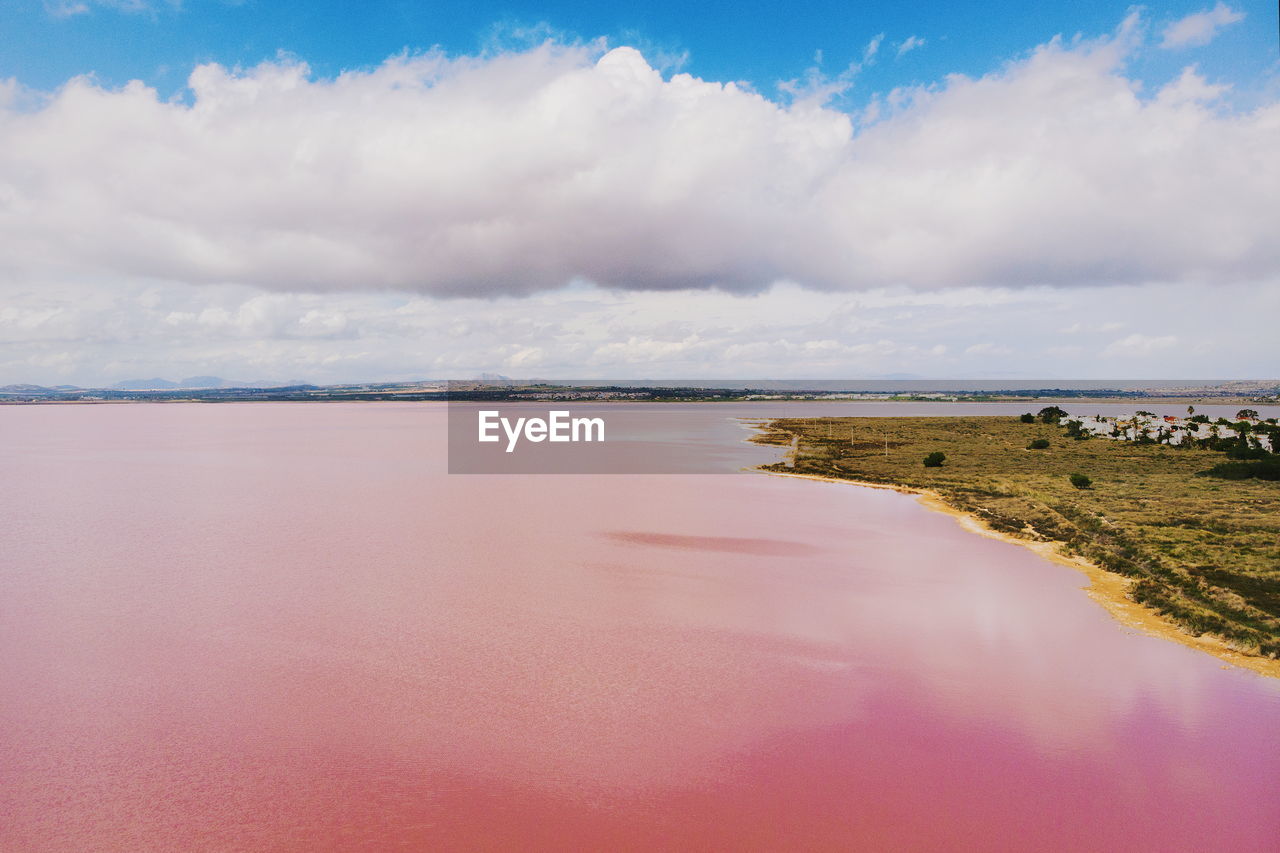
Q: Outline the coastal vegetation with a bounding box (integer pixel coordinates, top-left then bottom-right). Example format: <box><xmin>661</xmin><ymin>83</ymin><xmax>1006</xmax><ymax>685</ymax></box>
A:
<box><xmin>755</xmin><ymin>415</ymin><xmax>1280</xmax><ymax>660</ymax></box>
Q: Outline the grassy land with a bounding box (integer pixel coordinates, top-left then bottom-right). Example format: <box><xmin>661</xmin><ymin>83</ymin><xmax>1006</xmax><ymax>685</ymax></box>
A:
<box><xmin>755</xmin><ymin>416</ymin><xmax>1280</xmax><ymax>659</ymax></box>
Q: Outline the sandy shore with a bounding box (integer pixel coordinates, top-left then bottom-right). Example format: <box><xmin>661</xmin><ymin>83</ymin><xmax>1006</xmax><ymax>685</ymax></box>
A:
<box><xmin>758</xmin><ymin>468</ymin><xmax>1280</xmax><ymax>680</ymax></box>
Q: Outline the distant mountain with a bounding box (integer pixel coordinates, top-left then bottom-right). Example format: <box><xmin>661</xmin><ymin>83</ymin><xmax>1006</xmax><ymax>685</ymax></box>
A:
<box><xmin>0</xmin><ymin>384</ymin><xmax>49</xmax><ymax>392</ymax></box>
<box><xmin>112</xmin><ymin>378</ymin><xmax>179</xmax><ymax>390</ymax></box>
<box><xmin>179</xmin><ymin>375</ymin><xmax>226</xmax><ymax>388</ymax></box>
<box><xmin>219</xmin><ymin>378</ymin><xmax>311</xmax><ymax>389</ymax></box>
<box><xmin>111</xmin><ymin>376</ymin><xmax>299</xmax><ymax>390</ymax></box>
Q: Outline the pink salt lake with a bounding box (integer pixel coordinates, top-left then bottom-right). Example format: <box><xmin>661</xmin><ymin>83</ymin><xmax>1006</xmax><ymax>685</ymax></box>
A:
<box><xmin>1</xmin><ymin>402</ymin><xmax>1278</xmax><ymax>851</ymax></box>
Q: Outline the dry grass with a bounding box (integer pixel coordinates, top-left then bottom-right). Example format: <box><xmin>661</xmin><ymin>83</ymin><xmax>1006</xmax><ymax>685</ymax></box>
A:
<box><xmin>756</xmin><ymin>416</ymin><xmax>1280</xmax><ymax>658</ymax></box>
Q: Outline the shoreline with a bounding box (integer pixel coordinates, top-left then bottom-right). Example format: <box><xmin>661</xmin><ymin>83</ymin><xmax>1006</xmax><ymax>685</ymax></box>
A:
<box><xmin>757</xmin><ymin>467</ymin><xmax>1280</xmax><ymax>680</ymax></box>
<box><xmin>3</xmin><ymin>395</ymin><xmax>1277</xmax><ymax>407</ymax></box>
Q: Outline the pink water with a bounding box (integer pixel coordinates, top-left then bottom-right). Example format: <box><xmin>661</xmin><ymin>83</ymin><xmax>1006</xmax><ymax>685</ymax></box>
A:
<box><xmin>2</xmin><ymin>403</ymin><xmax>1278</xmax><ymax>851</ymax></box>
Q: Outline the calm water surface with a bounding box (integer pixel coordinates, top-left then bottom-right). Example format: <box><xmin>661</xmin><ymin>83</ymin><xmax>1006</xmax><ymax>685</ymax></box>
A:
<box><xmin>2</xmin><ymin>402</ymin><xmax>1278</xmax><ymax>851</ymax></box>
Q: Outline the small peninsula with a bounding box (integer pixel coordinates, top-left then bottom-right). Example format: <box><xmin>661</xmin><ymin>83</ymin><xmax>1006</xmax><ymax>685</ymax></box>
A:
<box><xmin>755</xmin><ymin>412</ymin><xmax>1280</xmax><ymax>676</ymax></box>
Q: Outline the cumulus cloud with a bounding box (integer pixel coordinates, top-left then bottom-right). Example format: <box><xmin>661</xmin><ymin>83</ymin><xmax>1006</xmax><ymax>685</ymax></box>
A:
<box><xmin>1160</xmin><ymin>3</ymin><xmax>1245</xmax><ymax>48</ymax></box>
<box><xmin>1</xmin><ymin>11</ymin><xmax>1277</xmax><ymax>302</ymax></box>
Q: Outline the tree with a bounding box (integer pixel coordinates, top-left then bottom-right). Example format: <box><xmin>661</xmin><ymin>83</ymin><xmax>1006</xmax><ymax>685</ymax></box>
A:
<box><xmin>1187</xmin><ymin>405</ymin><xmax>1195</xmax><ymax>417</ymax></box>
<box><xmin>1027</xmin><ymin>438</ymin><xmax>1050</xmax><ymax>449</ymax></box>
<box><xmin>1070</xmin><ymin>473</ymin><xmax>1092</xmax><ymax>489</ymax></box>
<box><xmin>923</xmin><ymin>452</ymin><xmax>946</xmax><ymax>468</ymax></box>
<box><xmin>1037</xmin><ymin>406</ymin><xmax>1067</xmax><ymax>424</ymax></box>
<box><xmin>1237</xmin><ymin>409</ymin><xmax>1259</xmax><ymax>420</ymax></box>
<box><xmin>1226</xmin><ymin>439</ymin><xmax>1268</xmax><ymax>461</ymax></box>
<box><xmin>1020</xmin><ymin>413</ymin><xmax>1036</xmax><ymax>423</ymax></box>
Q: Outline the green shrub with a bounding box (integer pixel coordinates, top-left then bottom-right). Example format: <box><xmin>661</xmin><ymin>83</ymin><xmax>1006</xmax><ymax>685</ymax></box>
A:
<box><xmin>1020</xmin><ymin>413</ymin><xmax>1035</xmax><ymax>423</ymax></box>
<box><xmin>1226</xmin><ymin>442</ymin><xmax>1270</xmax><ymax>461</ymax></box>
<box><xmin>1070</xmin><ymin>472</ymin><xmax>1092</xmax><ymax>489</ymax></box>
<box><xmin>1200</xmin><ymin>460</ymin><xmax>1280</xmax><ymax>481</ymax></box>
<box><xmin>1038</xmin><ymin>406</ymin><xmax>1067</xmax><ymax>424</ymax></box>
<box><xmin>923</xmin><ymin>451</ymin><xmax>946</xmax><ymax>468</ymax></box>
<box><xmin>1027</xmin><ymin>438</ymin><xmax>1050</xmax><ymax>449</ymax></box>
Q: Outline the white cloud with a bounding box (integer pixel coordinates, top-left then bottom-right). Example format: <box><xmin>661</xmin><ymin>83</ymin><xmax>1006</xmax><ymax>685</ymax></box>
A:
<box><xmin>1102</xmin><ymin>333</ymin><xmax>1178</xmax><ymax>357</ymax></box>
<box><xmin>1058</xmin><ymin>320</ymin><xmax>1126</xmax><ymax>335</ymax></box>
<box><xmin>1</xmin><ymin>14</ymin><xmax>1276</xmax><ymax>301</ymax></box>
<box><xmin>964</xmin><ymin>342</ymin><xmax>1012</xmax><ymax>356</ymax></box>
<box><xmin>1160</xmin><ymin>3</ymin><xmax>1245</xmax><ymax>48</ymax></box>
<box><xmin>3</xmin><ymin>275</ymin><xmax>1276</xmax><ymax>386</ymax></box>
<box><xmin>863</xmin><ymin>33</ymin><xmax>886</xmax><ymax>64</ymax></box>
<box><xmin>1</xmin><ymin>11</ymin><xmax>1279</xmax><ymax>386</ymax></box>
<box><xmin>45</xmin><ymin>0</ymin><xmax>174</xmax><ymax>18</ymax></box>
<box><xmin>778</xmin><ymin>58</ymin><xmax>861</xmax><ymax>104</ymax></box>
<box><xmin>783</xmin><ymin>34</ymin><xmax>887</xmax><ymax>103</ymax></box>
<box><xmin>897</xmin><ymin>35</ymin><xmax>926</xmax><ymax>57</ymax></box>
<box><xmin>45</xmin><ymin>1</ymin><xmax>90</xmax><ymax>16</ymax></box>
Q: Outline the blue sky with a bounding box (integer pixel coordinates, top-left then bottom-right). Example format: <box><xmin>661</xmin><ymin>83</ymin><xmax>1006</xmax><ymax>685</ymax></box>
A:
<box><xmin>0</xmin><ymin>1</ymin><xmax>1277</xmax><ymax>384</ymax></box>
<box><xmin>6</xmin><ymin>0</ymin><xmax>1276</xmax><ymax>102</ymax></box>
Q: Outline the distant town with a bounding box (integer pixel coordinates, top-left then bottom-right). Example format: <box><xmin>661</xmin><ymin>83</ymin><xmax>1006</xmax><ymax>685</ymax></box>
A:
<box><xmin>1063</xmin><ymin>410</ymin><xmax>1276</xmax><ymax>453</ymax></box>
